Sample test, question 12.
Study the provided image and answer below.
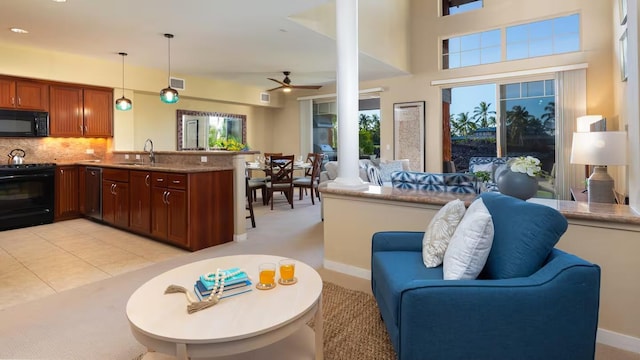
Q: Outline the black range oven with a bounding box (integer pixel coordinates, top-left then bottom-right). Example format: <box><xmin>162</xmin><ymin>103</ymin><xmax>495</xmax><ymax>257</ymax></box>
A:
<box><xmin>0</xmin><ymin>163</ymin><xmax>56</xmax><ymax>231</ymax></box>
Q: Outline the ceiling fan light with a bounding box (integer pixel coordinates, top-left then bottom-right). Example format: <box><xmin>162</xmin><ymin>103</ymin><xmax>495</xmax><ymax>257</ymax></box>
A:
<box><xmin>115</xmin><ymin>52</ymin><xmax>132</xmax><ymax>111</ymax></box>
<box><xmin>160</xmin><ymin>87</ymin><xmax>179</xmax><ymax>103</ymax></box>
<box><xmin>283</xmin><ymin>87</ymin><xmax>292</xmax><ymax>93</ymax></box>
<box><xmin>115</xmin><ymin>96</ymin><xmax>132</xmax><ymax>111</ymax></box>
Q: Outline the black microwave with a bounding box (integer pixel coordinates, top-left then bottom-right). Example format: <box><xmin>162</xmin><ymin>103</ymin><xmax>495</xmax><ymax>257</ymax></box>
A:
<box><xmin>0</xmin><ymin>110</ymin><xmax>49</xmax><ymax>137</ymax></box>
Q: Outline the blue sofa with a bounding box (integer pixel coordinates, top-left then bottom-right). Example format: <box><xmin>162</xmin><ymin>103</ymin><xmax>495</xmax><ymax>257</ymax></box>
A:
<box><xmin>371</xmin><ymin>192</ymin><xmax>601</xmax><ymax>360</ymax></box>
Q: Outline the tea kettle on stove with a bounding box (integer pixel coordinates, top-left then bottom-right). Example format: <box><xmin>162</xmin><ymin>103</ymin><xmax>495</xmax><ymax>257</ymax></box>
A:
<box><xmin>7</xmin><ymin>148</ymin><xmax>26</xmax><ymax>165</ymax></box>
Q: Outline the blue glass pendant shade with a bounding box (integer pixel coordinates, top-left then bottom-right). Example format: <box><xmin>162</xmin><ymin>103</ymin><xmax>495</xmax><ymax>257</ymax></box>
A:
<box><xmin>160</xmin><ymin>87</ymin><xmax>179</xmax><ymax>103</ymax></box>
<box><xmin>115</xmin><ymin>96</ymin><xmax>132</xmax><ymax>111</ymax></box>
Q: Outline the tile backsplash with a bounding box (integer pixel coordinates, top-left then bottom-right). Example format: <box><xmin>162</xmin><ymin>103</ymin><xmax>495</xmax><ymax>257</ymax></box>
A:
<box><xmin>0</xmin><ymin>137</ymin><xmax>111</xmax><ymax>164</ymax></box>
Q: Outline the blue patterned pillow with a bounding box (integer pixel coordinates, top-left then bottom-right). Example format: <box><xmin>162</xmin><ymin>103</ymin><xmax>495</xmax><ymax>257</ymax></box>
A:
<box><xmin>367</xmin><ymin>164</ymin><xmax>383</xmax><ymax>186</ymax></box>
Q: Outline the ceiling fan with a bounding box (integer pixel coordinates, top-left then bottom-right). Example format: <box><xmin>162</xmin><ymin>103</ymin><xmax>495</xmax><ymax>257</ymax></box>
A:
<box><xmin>267</xmin><ymin>71</ymin><xmax>322</xmax><ymax>92</ymax></box>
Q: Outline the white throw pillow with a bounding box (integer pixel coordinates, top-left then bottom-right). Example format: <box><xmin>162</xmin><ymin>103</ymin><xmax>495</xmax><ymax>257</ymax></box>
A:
<box><xmin>443</xmin><ymin>198</ymin><xmax>494</xmax><ymax>280</ymax></box>
<box><xmin>422</xmin><ymin>199</ymin><xmax>467</xmax><ymax>268</ymax></box>
<box><xmin>378</xmin><ymin>161</ymin><xmax>404</xmax><ymax>182</ymax></box>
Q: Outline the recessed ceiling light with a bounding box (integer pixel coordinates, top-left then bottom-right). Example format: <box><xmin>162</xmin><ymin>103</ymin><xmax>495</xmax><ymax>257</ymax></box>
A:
<box><xmin>52</xmin><ymin>0</ymin><xmax>67</xmax><ymax>2</ymax></box>
<box><xmin>10</xmin><ymin>28</ymin><xmax>28</xmax><ymax>34</ymax></box>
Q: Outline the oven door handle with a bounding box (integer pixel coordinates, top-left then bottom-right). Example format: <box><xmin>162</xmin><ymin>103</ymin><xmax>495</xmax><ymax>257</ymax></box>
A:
<box><xmin>0</xmin><ymin>173</ymin><xmax>54</xmax><ymax>181</ymax></box>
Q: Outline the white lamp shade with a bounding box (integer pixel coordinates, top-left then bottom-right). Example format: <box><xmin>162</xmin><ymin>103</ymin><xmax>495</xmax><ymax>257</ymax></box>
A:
<box><xmin>570</xmin><ymin>131</ymin><xmax>627</xmax><ymax>165</ymax></box>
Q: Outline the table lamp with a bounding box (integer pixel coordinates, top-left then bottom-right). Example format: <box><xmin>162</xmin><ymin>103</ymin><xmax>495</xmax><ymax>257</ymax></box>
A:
<box><xmin>570</xmin><ymin>131</ymin><xmax>627</xmax><ymax>203</ymax></box>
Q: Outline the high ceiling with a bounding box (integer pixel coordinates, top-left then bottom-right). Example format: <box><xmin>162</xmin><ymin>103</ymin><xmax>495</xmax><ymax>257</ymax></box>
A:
<box><xmin>0</xmin><ymin>0</ymin><xmax>406</xmax><ymax>91</ymax></box>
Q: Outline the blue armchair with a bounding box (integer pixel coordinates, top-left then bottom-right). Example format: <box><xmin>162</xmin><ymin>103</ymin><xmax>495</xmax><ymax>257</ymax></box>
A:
<box><xmin>371</xmin><ymin>193</ymin><xmax>601</xmax><ymax>360</ymax></box>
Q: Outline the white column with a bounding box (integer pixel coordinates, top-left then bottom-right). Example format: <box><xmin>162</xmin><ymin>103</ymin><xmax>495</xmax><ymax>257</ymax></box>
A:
<box><xmin>232</xmin><ymin>154</ymin><xmax>247</xmax><ymax>241</ymax></box>
<box><xmin>328</xmin><ymin>0</ymin><xmax>368</xmax><ymax>190</ymax></box>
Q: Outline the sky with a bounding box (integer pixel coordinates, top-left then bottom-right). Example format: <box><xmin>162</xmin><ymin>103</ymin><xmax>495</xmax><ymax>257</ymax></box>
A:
<box><xmin>450</xmin><ymin>83</ymin><xmax>497</xmax><ymax>120</ymax></box>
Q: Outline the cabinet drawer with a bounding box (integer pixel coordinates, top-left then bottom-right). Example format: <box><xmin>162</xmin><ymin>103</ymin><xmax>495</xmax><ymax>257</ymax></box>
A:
<box><xmin>151</xmin><ymin>172</ymin><xmax>186</xmax><ymax>189</ymax></box>
<box><xmin>167</xmin><ymin>174</ymin><xmax>187</xmax><ymax>189</ymax></box>
<box><xmin>103</xmin><ymin>168</ymin><xmax>129</xmax><ymax>182</ymax></box>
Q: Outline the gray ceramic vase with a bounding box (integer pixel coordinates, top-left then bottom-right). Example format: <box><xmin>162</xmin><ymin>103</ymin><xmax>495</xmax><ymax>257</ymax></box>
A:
<box><xmin>496</xmin><ymin>169</ymin><xmax>538</xmax><ymax>200</ymax></box>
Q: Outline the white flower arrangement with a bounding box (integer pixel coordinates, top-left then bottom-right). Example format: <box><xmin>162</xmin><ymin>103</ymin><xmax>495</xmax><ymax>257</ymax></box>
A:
<box><xmin>509</xmin><ymin>156</ymin><xmax>542</xmax><ymax>177</ymax></box>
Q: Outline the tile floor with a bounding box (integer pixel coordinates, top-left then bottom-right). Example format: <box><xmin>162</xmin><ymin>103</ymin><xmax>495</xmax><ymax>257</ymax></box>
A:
<box><xmin>0</xmin><ymin>219</ymin><xmax>187</xmax><ymax>310</ymax></box>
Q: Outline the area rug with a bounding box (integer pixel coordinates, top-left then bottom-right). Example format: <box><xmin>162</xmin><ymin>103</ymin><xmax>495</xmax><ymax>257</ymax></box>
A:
<box><xmin>134</xmin><ymin>281</ymin><xmax>396</xmax><ymax>360</ymax></box>
<box><xmin>308</xmin><ymin>281</ymin><xmax>396</xmax><ymax>360</ymax></box>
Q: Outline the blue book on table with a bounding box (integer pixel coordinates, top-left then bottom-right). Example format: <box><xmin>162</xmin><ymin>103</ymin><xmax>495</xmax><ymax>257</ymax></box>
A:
<box><xmin>199</xmin><ymin>267</ymin><xmax>250</xmax><ymax>289</ymax></box>
<box><xmin>195</xmin><ymin>279</ymin><xmax>252</xmax><ymax>296</ymax></box>
<box><xmin>194</xmin><ymin>283</ymin><xmax>253</xmax><ymax>301</ymax></box>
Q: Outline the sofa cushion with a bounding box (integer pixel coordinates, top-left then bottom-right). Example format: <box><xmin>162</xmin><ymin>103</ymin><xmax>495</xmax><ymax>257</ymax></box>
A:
<box><xmin>371</xmin><ymin>250</ymin><xmax>444</xmax><ymax>327</ymax></box>
<box><xmin>422</xmin><ymin>199</ymin><xmax>466</xmax><ymax>268</ymax></box>
<box><xmin>479</xmin><ymin>192</ymin><xmax>568</xmax><ymax>279</ymax></box>
<box><xmin>443</xmin><ymin>198</ymin><xmax>494</xmax><ymax>280</ymax></box>
<box><xmin>379</xmin><ymin>161</ymin><xmax>404</xmax><ymax>182</ymax></box>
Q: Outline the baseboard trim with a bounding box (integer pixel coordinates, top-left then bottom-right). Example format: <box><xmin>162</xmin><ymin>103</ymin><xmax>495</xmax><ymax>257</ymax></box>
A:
<box><xmin>323</xmin><ymin>259</ymin><xmax>370</xmax><ymax>280</ymax></box>
<box><xmin>324</xmin><ymin>259</ymin><xmax>640</xmax><ymax>355</ymax></box>
<box><xmin>233</xmin><ymin>233</ymin><xmax>247</xmax><ymax>242</ymax></box>
<box><xmin>597</xmin><ymin>328</ymin><xmax>640</xmax><ymax>354</ymax></box>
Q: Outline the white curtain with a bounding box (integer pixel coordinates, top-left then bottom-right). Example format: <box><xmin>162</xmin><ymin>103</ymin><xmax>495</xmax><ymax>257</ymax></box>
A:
<box><xmin>555</xmin><ymin>68</ymin><xmax>587</xmax><ymax>200</ymax></box>
<box><xmin>298</xmin><ymin>99</ymin><xmax>313</xmax><ymax>156</ymax></box>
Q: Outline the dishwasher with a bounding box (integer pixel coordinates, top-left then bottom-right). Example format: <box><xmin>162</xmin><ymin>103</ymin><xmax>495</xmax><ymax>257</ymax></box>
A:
<box><xmin>85</xmin><ymin>167</ymin><xmax>102</xmax><ymax>220</ymax></box>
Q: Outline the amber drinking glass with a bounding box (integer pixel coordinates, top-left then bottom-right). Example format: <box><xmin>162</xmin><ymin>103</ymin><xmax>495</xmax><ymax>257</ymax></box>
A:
<box><xmin>278</xmin><ymin>259</ymin><xmax>297</xmax><ymax>285</ymax></box>
<box><xmin>256</xmin><ymin>263</ymin><xmax>276</xmax><ymax>290</ymax></box>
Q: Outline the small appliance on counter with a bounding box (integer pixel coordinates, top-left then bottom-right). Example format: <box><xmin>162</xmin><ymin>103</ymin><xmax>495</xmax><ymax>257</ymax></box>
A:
<box><xmin>7</xmin><ymin>148</ymin><xmax>26</xmax><ymax>164</ymax></box>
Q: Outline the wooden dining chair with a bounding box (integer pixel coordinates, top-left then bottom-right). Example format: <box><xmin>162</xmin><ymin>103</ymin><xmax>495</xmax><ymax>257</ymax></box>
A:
<box><xmin>293</xmin><ymin>153</ymin><xmax>324</xmax><ymax>204</ymax></box>
<box><xmin>266</xmin><ymin>155</ymin><xmax>295</xmax><ymax>210</ymax></box>
<box><xmin>245</xmin><ymin>176</ymin><xmax>256</xmax><ymax>228</ymax></box>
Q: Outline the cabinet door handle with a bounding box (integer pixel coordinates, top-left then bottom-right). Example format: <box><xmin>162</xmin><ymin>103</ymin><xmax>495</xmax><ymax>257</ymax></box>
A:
<box><xmin>156</xmin><ymin>178</ymin><xmax>165</xmax><ymax>183</ymax></box>
<box><xmin>111</xmin><ymin>183</ymin><xmax>116</xmax><ymax>194</ymax></box>
<box><xmin>165</xmin><ymin>191</ymin><xmax>171</xmax><ymax>205</ymax></box>
<box><xmin>84</xmin><ymin>125</ymin><xmax>88</xmax><ymax>132</ymax></box>
<box><xmin>145</xmin><ymin>174</ymin><xmax>150</xmax><ymax>186</ymax></box>
<box><xmin>172</xmin><ymin>180</ymin><xmax>181</xmax><ymax>184</ymax></box>
<box><xmin>60</xmin><ymin>169</ymin><xmax>64</xmax><ymax>175</ymax></box>
<box><xmin>17</xmin><ymin>97</ymin><xmax>21</xmax><ymax>106</ymax></box>
<box><xmin>11</xmin><ymin>97</ymin><xmax>15</xmax><ymax>106</ymax></box>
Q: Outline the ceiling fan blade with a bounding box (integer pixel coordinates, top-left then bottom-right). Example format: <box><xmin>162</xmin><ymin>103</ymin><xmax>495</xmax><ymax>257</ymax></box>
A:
<box><xmin>267</xmin><ymin>78</ymin><xmax>286</xmax><ymax>86</ymax></box>
<box><xmin>267</xmin><ymin>85</ymin><xmax>285</xmax><ymax>92</ymax></box>
<box><xmin>291</xmin><ymin>85</ymin><xmax>323</xmax><ymax>90</ymax></box>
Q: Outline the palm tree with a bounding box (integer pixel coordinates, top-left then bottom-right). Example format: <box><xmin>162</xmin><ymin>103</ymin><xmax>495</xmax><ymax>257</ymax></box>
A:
<box><xmin>505</xmin><ymin>105</ymin><xmax>534</xmax><ymax>145</ymax></box>
<box><xmin>451</xmin><ymin>112</ymin><xmax>477</xmax><ymax>137</ymax></box>
<box><xmin>541</xmin><ymin>101</ymin><xmax>555</xmax><ymax>134</ymax></box>
<box><xmin>472</xmin><ymin>101</ymin><xmax>496</xmax><ymax>128</ymax></box>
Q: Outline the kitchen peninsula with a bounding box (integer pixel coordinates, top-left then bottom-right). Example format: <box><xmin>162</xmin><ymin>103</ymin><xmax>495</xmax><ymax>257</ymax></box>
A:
<box><xmin>65</xmin><ymin>149</ymin><xmax>257</xmax><ymax>251</ymax></box>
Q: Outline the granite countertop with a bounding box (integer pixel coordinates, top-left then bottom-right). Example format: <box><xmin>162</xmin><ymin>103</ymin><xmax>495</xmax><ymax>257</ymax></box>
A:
<box><xmin>319</xmin><ymin>184</ymin><xmax>640</xmax><ymax>227</ymax></box>
<box><xmin>73</xmin><ymin>160</ymin><xmax>233</xmax><ymax>173</ymax></box>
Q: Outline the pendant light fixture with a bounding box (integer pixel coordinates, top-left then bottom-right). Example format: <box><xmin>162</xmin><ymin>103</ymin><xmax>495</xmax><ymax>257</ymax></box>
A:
<box><xmin>115</xmin><ymin>52</ymin><xmax>132</xmax><ymax>111</ymax></box>
<box><xmin>160</xmin><ymin>33</ymin><xmax>179</xmax><ymax>104</ymax></box>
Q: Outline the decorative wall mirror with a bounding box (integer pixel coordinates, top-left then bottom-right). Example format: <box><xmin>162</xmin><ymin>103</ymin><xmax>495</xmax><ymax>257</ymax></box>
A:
<box><xmin>176</xmin><ymin>109</ymin><xmax>247</xmax><ymax>150</ymax></box>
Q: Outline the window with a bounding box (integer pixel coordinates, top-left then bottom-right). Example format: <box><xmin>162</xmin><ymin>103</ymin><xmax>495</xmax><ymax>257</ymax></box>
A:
<box><xmin>442</xmin><ymin>0</ymin><xmax>483</xmax><ymax>16</ymax></box>
<box><xmin>506</xmin><ymin>14</ymin><xmax>579</xmax><ymax>60</ymax></box>
<box><xmin>443</xmin><ymin>29</ymin><xmax>501</xmax><ymax>69</ymax></box>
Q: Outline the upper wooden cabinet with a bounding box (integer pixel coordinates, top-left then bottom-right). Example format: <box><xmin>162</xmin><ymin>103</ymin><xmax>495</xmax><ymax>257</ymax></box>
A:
<box><xmin>49</xmin><ymin>85</ymin><xmax>113</xmax><ymax>137</ymax></box>
<box><xmin>83</xmin><ymin>88</ymin><xmax>113</xmax><ymax>137</ymax></box>
<box><xmin>0</xmin><ymin>77</ymin><xmax>49</xmax><ymax>111</ymax></box>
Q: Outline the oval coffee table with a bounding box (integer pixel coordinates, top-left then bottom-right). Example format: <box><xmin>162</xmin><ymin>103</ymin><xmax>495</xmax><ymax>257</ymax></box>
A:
<box><xmin>126</xmin><ymin>254</ymin><xmax>323</xmax><ymax>359</ymax></box>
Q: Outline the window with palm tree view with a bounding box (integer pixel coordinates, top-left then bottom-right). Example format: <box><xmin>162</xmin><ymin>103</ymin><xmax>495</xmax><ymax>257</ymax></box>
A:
<box><xmin>445</xmin><ymin>79</ymin><xmax>555</xmax><ymax>195</ymax></box>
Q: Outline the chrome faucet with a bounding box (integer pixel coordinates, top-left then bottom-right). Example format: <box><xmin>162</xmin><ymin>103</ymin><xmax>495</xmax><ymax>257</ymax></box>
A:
<box><xmin>143</xmin><ymin>138</ymin><xmax>155</xmax><ymax>164</ymax></box>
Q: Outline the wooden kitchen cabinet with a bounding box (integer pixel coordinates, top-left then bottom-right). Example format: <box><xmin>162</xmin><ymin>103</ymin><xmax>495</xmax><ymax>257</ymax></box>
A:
<box><xmin>49</xmin><ymin>85</ymin><xmax>83</xmax><ymax>136</ymax></box>
<box><xmin>102</xmin><ymin>168</ymin><xmax>129</xmax><ymax>228</ymax></box>
<box><xmin>49</xmin><ymin>85</ymin><xmax>113</xmax><ymax>137</ymax></box>
<box><xmin>83</xmin><ymin>88</ymin><xmax>113</xmax><ymax>137</ymax></box>
<box><xmin>151</xmin><ymin>172</ymin><xmax>188</xmax><ymax>247</ymax></box>
<box><xmin>54</xmin><ymin>165</ymin><xmax>80</xmax><ymax>221</ymax></box>
<box><xmin>0</xmin><ymin>77</ymin><xmax>49</xmax><ymax>110</ymax></box>
<box><xmin>129</xmin><ymin>170</ymin><xmax>152</xmax><ymax>235</ymax></box>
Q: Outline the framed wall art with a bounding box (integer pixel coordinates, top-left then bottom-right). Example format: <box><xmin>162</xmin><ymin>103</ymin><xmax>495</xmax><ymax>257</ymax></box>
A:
<box><xmin>393</xmin><ymin>101</ymin><xmax>425</xmax><ymax>171</ymax></box>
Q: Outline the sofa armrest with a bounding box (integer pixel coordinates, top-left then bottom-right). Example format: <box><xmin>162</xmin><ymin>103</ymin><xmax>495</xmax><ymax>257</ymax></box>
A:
<box><xmin>394</xmin><ymin>250</ymin><xmax>600</xmax><ymax>359</ymax></box>
<box><xmin>371</xmin><ymin>231</ymin><xmax>423</xmax><ymax>253</ymax></box>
